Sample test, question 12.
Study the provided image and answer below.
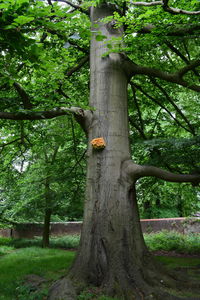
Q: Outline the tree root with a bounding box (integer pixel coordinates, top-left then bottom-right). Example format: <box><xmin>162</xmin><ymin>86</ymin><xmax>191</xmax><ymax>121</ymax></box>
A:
<box><xmin>47</xmin><ymin>277</ymin><xmax>77</xmax><ymax>300</ymax></box>
<box><xmin>47</xmin><ymin>256</ymin><xmax>200</xmax><ymax>300</ymax></box>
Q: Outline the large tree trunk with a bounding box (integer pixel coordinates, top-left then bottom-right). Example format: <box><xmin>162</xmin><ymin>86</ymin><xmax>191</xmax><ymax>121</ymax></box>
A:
<box><xmin>49</xmin><ymin>4</ymin><xmax>200</xmax><ymax>300</ymax></box>
<box><xmin>69</xmin><ymin>5</ymin><xmax>162</xmax><ymax>299</ymax></box>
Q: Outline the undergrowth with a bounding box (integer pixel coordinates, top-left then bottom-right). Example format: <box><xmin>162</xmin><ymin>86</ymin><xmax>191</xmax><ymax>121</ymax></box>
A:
<box><xmin>0</xmin><ymin>234</ymin><xmax>80</xmax><ymax>251</ymax></box>
<box><xmin>144</xmin><ymin>230</ymin><xmax>200</xmax><ymax>254</ymax></box>
<box><xmin>1</xmin><ymin>231</ymin><xmax>199</xmax><ymax>254</ymax></box>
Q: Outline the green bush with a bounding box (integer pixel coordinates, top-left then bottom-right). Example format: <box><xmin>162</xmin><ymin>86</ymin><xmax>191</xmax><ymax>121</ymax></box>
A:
<box><xmin>0</xmin><ymin>237</ymin><xmax>12</xmax><ymax>246</ymax></box>
<box><xmin>144</xmin><ymin>230</ymin><xmax>200</xmax><ymax>254</ymax></box>
<box><xmin>0</xmin><ymin>235</ymin><xmax>80</xmax><ymax>249</ymax></box>
<box><xmin>50</xmin><ymin>235</ymin><xmax>80</xmax><ymax>249</ymax></box>
<box><xmin>11</xmin><ymin>238</ymin><xmax>42</xmax><ymax>248</ymax></box>
<box><xmin>1</xmin><ymin>231</ymin><xmax>199</xmax><ymax>254</ymax></box>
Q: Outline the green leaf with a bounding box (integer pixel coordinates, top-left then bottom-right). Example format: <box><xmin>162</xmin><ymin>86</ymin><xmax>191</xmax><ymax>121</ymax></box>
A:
<box><xmin>13</xmin><ymin>16</ymin><xmax>34</xmax><ymax>25</ymax></box>
<box><xmin>95</xmin><ymin>34</ymin><xmax>107</xmax><ymax>41</ymax></box>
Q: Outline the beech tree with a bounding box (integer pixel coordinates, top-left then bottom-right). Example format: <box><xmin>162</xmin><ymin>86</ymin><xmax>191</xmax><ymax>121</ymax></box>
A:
<box><xmin>0</xmin><ymin>0</ymin><xmax>200</xmax><ymax>299</ymax></box>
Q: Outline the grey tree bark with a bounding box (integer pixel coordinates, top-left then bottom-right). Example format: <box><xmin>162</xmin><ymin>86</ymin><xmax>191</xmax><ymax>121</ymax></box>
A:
<box><xmin>48</xmin><ymin>3</ymin><xmax>200</xmax><ymax>300</ymax></box>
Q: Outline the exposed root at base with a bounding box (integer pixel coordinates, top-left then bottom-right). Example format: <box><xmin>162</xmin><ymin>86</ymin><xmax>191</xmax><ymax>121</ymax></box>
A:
<box><xmin>47</xmin><ymin>259</ymin><xmax>200</xmax><ymax>300</ymax></box>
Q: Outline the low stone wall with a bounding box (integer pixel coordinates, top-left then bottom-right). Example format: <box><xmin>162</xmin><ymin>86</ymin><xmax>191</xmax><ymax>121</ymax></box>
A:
<box><xmin>141</xmin><ymin>217</ymin><xmax>200</xmax><ymax>234</ymax></box>
<box><xmin>0</xmin><ymin>218</ymin><xmax>199</xmax><ymax>238</ymax></box>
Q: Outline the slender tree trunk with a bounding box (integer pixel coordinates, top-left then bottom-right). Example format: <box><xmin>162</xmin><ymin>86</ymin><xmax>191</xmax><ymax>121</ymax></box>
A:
<box><xmin>42</xmin><ymin>179</ymin><xmax>52</xmax><ymax>248</ymax></box>
<box><xmin>42</xmin><ymin>207</ymin><xmax>52</xmax><ymax>248</ymax></box>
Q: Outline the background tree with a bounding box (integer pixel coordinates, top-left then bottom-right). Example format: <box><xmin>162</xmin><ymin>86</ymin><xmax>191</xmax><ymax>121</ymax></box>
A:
<box><xmin>0</xmin><ymin>0</ymin><xmax>200</xmax><ymax>299</ymax></box>
<box><xmin>0</xmin><ymin>117</ymin><xmax>86</xmax><ymax>245</ymax></box>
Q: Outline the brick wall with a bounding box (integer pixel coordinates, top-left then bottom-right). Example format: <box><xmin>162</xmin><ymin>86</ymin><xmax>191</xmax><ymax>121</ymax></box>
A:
<box><xmin>0</xmin><ymin>218</ymin><xmax>199</xmax><ymax>238</ymax></box>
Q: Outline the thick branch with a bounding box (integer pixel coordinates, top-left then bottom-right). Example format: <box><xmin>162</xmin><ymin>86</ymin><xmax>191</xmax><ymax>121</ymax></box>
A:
<box><xmin>0</xmin><ymin>109</ymin><xmax>66</xmax><ymax>120</ymax></box>
<box><xmin>125</xmin><ymin>58</ymin><xmax>200</xmax><ymax>92</ymax></box>
<box><xmin>0</xmin><ymin>107</ymin><xmax>94</xmax><ymax>134</ymax></box>
<box><xmin>131</xmin><ymin>0</ymin><xmax>200</xmax><ymax>15</ymax></box>
<box><xmin>162</xmin><ymin>0</ymin><xmax>200</xmax><ymax>15</ymax></box>
<box><xmin>137</xmin><ymin>24</ymin><xmax>200</xmax><ymax>37</ymax></box>
<box><xmin>131</xmin><ymin>1</ymin><xmax>162</xmax><ymax>6</ymax></box>
<box><xmin>0</xmin><ymin>107</ymin><xmax>84</xmax><ymax>120</ymax></box>
<box><xmin>123</xmin><ymin>160</ymin><xmax>200</xmax><ymax>185</ymax></box>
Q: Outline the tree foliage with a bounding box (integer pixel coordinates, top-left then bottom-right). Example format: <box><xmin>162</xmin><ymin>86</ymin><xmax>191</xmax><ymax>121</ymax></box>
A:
<box><xmin>0</xmin><ymin>0</ymin><xmax>199</xmax><ymax>223</ymax></box>
<box><xmin>0</xmin><ymin>0</ymin><xmax>200</xmax><ymax>299</ymax></box>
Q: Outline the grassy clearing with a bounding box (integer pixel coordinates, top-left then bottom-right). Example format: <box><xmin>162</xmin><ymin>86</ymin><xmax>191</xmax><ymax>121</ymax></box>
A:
<box><xmin>155</xmin><ymin>256</ymin><xmax>200</xmax><ymax>268</ymax></box>
<box><xmin>0</xmin><ymin>247</ymin><xmax>75</xmax><ymax>300</ymax></box>
<box><xmin>0</xmin><ymin>245</ymin><xmax>118</xmax><ymax>299</ymax></box>
<box><xmin>0</xmin><ymin>231</ymin><xmax>200</xmax><ymax>299</ymax></box>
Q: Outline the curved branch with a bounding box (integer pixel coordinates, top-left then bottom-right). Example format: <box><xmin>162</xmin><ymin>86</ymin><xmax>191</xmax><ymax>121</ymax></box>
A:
<box><xmin>162</xmin><ymin>0</ymin><xmax>200</xmax><ymax>15</ymax></box>
<box><xmin>131</xmin><ymin>1</ymin><xmax>162</xmax><ymax>6</ymax></box>
<box><xmin>125</xmin><ymin>58</ymin><xmax>200</xmax><ymax>92</ymax></box>
<box><xmin>123</xmin><ymin>160</ymin><xmax>200</xmax><ymax>185</ymax></box>
<box><xmin>131</xmin><ymin>0</ymin><xmax>200</xmax><ymax>15</ymax></box>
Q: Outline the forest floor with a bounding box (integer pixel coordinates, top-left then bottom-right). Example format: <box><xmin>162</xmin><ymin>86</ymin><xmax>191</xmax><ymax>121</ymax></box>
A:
<box><xmin>152</xmin><ymin>250</ymin><xmax>200</xmax><ymax>257</ymax></box>
<box><xmin>0</xmin><ymin>247</ymin><xmax>199</xmax><ymax>300</ymax></box>
<box><xmin>0</xmin><ymin>233</ymin><xmax>200</xmax><ymax>299</ymax></box>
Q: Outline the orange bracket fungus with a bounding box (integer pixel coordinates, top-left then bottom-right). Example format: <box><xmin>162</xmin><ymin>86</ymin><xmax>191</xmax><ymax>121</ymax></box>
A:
<box><xmin>90</xmin><ymin>137</ymin><xmax>106</xmax><ymax>150</ymax></box>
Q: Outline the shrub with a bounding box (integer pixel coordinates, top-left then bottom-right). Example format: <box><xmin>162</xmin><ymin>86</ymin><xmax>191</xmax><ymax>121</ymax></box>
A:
<box><xmin>144</xmin><ymin>230</ymin><xmax>200</xmax><ymax>254</ymax></box>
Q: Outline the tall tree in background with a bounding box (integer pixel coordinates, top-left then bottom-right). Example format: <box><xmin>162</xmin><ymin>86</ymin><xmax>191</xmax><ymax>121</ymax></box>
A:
<box><xmin>0</xmin><ymin>118</ymin><xmax>86</xmax><ymax>241</ymax></box>
<box><xmin>0</xmin><ymin>0</ymin><xmax>200</xmax><ymax>299</ymax></box>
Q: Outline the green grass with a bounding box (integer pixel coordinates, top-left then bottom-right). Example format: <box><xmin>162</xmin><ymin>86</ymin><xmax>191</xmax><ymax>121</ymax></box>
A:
<box><xmin>155</xmin><ymin>256</ymin><xmax>200</xmax><ymax>268</ymax></box>
<box><xmin>0</xmin><ymin>247</ymin><xmax>75</xmax><ymax>300</ymax></box>
<box><xmin>0</xmin><ymin>245</ymin><xmax>15</xmax><ymax>256</ymax></box>
<box><xmin>0</xmin><ymin>231</ymin><xmax>200</xmax><ymax>299</ymax></box>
